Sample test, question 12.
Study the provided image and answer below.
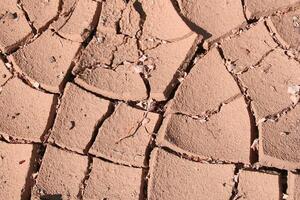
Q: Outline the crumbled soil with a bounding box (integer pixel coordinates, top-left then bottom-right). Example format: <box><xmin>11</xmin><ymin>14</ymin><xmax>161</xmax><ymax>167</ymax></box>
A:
<box><xmin>0</xmin><ymin>0</ymin><xmax>300</xmax><ymax>199</ymax></box>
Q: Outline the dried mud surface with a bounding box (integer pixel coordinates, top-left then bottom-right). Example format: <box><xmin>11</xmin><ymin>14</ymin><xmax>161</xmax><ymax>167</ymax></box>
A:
<box><xmin>0</xmin><ymin>0</ymin><xmax>300</xmax><ymax>199</ymax></box>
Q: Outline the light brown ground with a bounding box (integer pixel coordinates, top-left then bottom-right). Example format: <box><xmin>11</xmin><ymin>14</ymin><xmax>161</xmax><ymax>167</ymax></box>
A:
<box><xmin>0</xmin><ymin>0</ymin><xmax>300</xmax><ymax>199</ymax></box>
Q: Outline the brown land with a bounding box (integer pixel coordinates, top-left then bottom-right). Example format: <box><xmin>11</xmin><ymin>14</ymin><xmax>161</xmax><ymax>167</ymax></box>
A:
<box><xmin>0</xmin><ymin>0</ymin><xmax>300</xmax><ymax>199</ymax></box>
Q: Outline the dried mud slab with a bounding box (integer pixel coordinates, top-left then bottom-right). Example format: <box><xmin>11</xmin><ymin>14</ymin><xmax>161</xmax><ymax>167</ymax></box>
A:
<box><xmin>11</xmin><ymin>30</ymin><xmax>81</xmax><ymax>93</ymax></box>
<box><xmin>32</xmin><ymin>145</ymin><xmax>88</xmax><ymax>199</ymax></box>
<box><xmin>178</xmin><ymin>0</ymin><xmax>245</xmax><ymax>40</ymax></box>
<box><xmin>288</xmin><ymin>172</ymin><xmax>300</xmax><ymax>199</ymax></box>
<box><xmin>75</xmin><ymin>64</ymin><xmax>148</xmax><ymax>101</ymax></box>
<box><xmin>237</xmin><ymin>170</ymin><xmax>282</xmax><ymax>199</ymax></box>
<box><xmin>90</xmin><ymin>103</ymin><xmax>160</xmax><ymax>167</ymax></box>
<box><xmin>0</xmin><ymin>78</ymin><xmax>54</xmax><ymax>142</ymax></box>
<box><xmin>0</xmin><ymin>60</ymin><xmax>12</xmax><ymax>86</ymax></box>
<box><xmin>239</xmin><ymin>49</ymin><xmax>300</xmax><ymax>120</ymax></box>
<box><xmin>83</xmin><ymin>157</ymin><xmax>145</xmax><ymax>200</ymax></box>
<box><xmin>51</xmin><ymin>0</ymin><xmax>100</xmax><ymax>42</ymax></box>
<box><xmin>0</xmin><ymin>0</ymin><xmax>32</xmax><ymax>53</ymax></box>
<box><xmin>49</xmin><ymin>83</ymin><xmax>111</xmax><ymax>153</ymax></box>
<box><xmin>169</xmin><ymin>48</ymin><xmax>240</xmax><ymax>116</ymax></box>
<box><xmin>148</xmin><ymin>148</ymin><xmax>235</xmax><ymax>200</ymax></box>
<box><xmin>21</xmin><ymin>0</ymin><xmax>60</xmax><ymax>31</ymax></box>
<box><xmin>158</xmin><ymin>97</ymin><xmax>252</xmax><ymax>163</ymax></box>
<box><xmin>259</xmin><ymin>105</ymin><xmax>300</xmax><ymax>169</ymax></box>
<box><xmin>0</xmin><ymin>142</ymin><xmax>36</xmax><ymax>200</ymax></box>
<box><xmin>268</xmin><ymin>8</ymin><xmax>300</xmax><ymax>51</ymax></box>
<box><xmin>221</xmin><ymin>22</ymin><xmax>278</xmax><ymax>74</ymax></box>
<box><xmin>244</xmin><ymin>0</ymin><xmax>300</xmax><ymax>19</ymax></box>
<box><xmin>145</xmin><ymin>35</ymin><xmax>197</xmax><ymax>100</ymax></box>
<box><xmin>140</xmin><ymin>0</ymin><xmax>193</xmax><ymax>41</ymax></box>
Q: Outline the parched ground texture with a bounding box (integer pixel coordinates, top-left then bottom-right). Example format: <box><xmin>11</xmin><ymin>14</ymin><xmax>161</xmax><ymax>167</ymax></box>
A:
<box><xmin>0</xmin><ymin>0</ymin><xmax>300</xmax><ymax>199</ymax></box>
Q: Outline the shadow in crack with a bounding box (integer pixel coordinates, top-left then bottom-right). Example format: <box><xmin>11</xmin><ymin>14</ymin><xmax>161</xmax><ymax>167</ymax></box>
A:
<box><xmin>40</xmin><ymin>194</ymin><xmax>63</xmax><ymax>200</ymax></box>
<box><xmin>139</xmin><ymin>168</ymin><xmax>149</xmax><ymax>200</ymax></box>
<box><xmin>40</xmin><ymin>94</ymin><xmax>59</xmax><ymax>142</ymax></box>
<box><xmin>21</xmin><ymin>145</ymin><xmax>39</xmax><ymax>200</ymax></box>
<box><xmin>248</xmin><ymin>105</ymin><xmax>259</xmax><ymax>164</ymax></box>
<box><xmin>170</xmin><ymin>0</ymin><xmax>212</xmax><ymax>40</ymax></box>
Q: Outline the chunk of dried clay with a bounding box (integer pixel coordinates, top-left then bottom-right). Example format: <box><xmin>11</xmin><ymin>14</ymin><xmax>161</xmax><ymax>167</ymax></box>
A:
<box><xmin>90</xmin><ymin>103</ymin><xmax>159</xmax><ymax>167</ymax></box>
<box><xmin>0</xmin><ymin>78</ymin><xmax>54</xmax><ymax>142</ymax></box>
<box><xmin>59</xmin><ymin>0</ymin><xmax>76</xmax><ymax>15</ymax></box>
<box><xmin>269</xmin><ymin>8</ymin><xmax>300</xmax><ymax>51</ymax></box>
<box><xmin>0</xmin><ymin>60</ymin><xmax>12</xmax><ymax>86</ymax></box>
<box><xmin>74</xmin><ymin>33</ymin><xmax>124</xmax><ymax>72</ymax></box>
<box><xmin>158</xmin><ymin>97</ymin><xmax>252</xmax><ymax>163</ymax></box>
<box><xmin>169</xmin><ymin>48</ymin><xmax>240</xmax><ymax>116</ymax></box>
<box><xmin>119</xmin><ymin>1</ymin><xmax>140</xmax><ymax>37</ymax></box>
<box><xmin>148</xmin><ymin>148</ymin><xmax>235</xmax><ymax>200</ymax></box>
<box><xmin>31</xmin><ymin>145</ymin><xmax>88</xmax><ymax>199</ymax></box>
<box><xmin>178</xmin><ymin>0</ymin><xmax>245</xmax><ymax>40</ymax></box>
<box><xmin>244</xmin><ymin>0</ymin><xmax>300</xmax><ymax>20</ymax></box>
<box><xmin>11</xmin><ymin>30</ymin><xmax>81</xmax><ymax>93</ymax></box>
<box><xmin>51</xmin><ymin>0</ymin><xmax>100</xmax><ymax>42</ymax></box>
<box><xmin>146</xmin><ymin>33</ymin><xmax>198</xmax><ymax>101</ymax></box>
<box><xmin>140</xmin><ymin>0</ymin><xmax>193</xmax><ymax>41</ymax></box>
<box><xmin>0</xmin><ymin>142</ymin><xmax>36</xmax><ymax>200</ymax></box>
<box><xmin>96</xmin><ymin>0</ymin><xmax>126</xmax><ymax>33</ymax></box>
<box><xmin>221</xmin><ymin>22</ymin><xmax>277</xmax><ymax>74</ymax></box>
<box><xmin>237</xmin><ymin>170</ymin><xmax>282</xmax><ymax>200</ymax></box>
<box><xmin>239</xmin><ymin>49</ymin><xmax>300</xmax><ymax>120</ymax></box>
<box><xmin>49</xmin><ymin>83</ymin><xmax>111</xmax><ymax>153</ymax></box>
<box><xmin>83</xmin><ymin>157</ymin><xmax>144</xmax><ymax>200</ymax></box>
<box><xmin>259</xmin><ymin>105</ymin><xmax>300</xmax><ymax>169</ymax></box>
<box><xmin>288</xmin><ymin>85</ymin><xmax>300</xmax><ymax>105</ymax></box>
<box><xmin>0</xmin><ymin>0</ymin><xmax>32</xmax><ymax>53</ymax></box>
<box><xmin>288</xmin><ymin>172</ymin><xmax>300</xmax><ymax>199</ymax></box>
<box><xmin>21</xmin><ymin>0</ymin><xmax>59</xmax><ymax>31</ymax></box>
<box><xmin>75</xmin><ymin>65</ymin><xmax>147</xmax><ymax>101</ymax></box>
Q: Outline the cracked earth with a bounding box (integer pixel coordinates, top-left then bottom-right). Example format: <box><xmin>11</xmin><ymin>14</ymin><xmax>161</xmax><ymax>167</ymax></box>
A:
<box><xmin>0</xmin><ymin>0</ymin><xmax>300</xmax><ymax>199</ymax></box>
